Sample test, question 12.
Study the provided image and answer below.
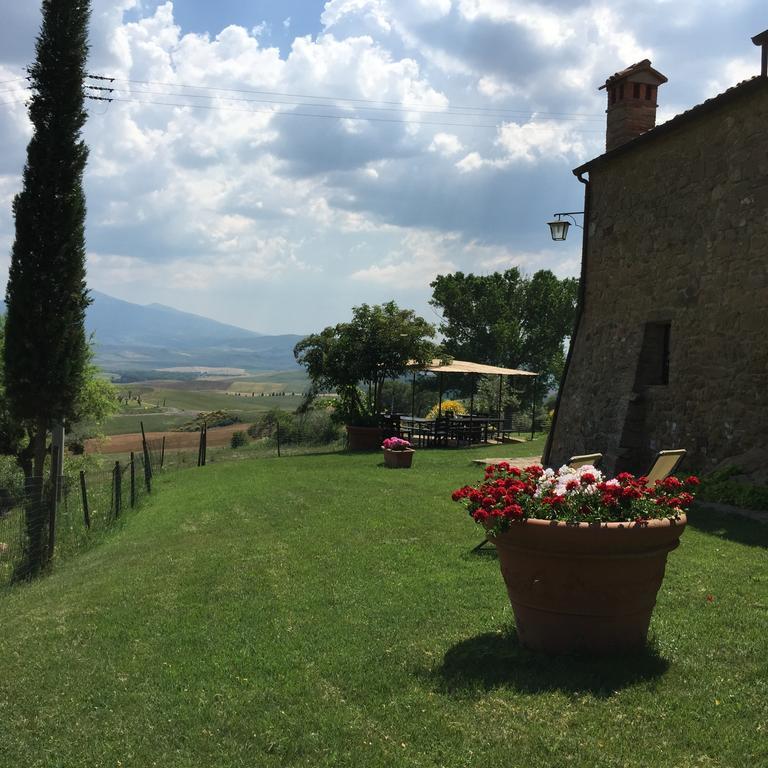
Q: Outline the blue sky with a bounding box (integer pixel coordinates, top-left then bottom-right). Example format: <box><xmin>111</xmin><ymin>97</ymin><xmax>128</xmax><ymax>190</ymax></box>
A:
<box><xmin>0</xmin><ymin>1</ymin><xmax>765</xmax><ymax>333</ymax></box>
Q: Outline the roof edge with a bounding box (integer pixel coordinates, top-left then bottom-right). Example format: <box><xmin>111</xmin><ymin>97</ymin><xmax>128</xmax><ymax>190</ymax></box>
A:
<box><xmin>574</xmin><ymin>75</ymin><xmax>768</xmax><ymax>175</ymax></box>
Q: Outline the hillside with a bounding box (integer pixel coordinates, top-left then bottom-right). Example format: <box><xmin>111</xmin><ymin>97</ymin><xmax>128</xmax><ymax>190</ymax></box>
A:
<box><xmin>85</xmin><ymin>291</ymin><xmax>304</xmax><ymax>372</ymax></box>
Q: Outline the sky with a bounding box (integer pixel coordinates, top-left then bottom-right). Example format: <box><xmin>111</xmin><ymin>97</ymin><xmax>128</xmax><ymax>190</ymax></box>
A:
<box><xmin>0</xmin><ymin>1</ymin><xmax>765</xmax><ymax>334</ymax></box>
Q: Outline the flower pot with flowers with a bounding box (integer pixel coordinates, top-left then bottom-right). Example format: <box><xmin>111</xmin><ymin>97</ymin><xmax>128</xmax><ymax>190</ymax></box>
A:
<box><xmin>382</xmin><ymin>437</ymin><xmax>415</xmax><ymax>468</ymax></box>
<box><xmin>452</xmin><ymin>463</ymin><xmax>699</xmax><ymax>654</ymax></box>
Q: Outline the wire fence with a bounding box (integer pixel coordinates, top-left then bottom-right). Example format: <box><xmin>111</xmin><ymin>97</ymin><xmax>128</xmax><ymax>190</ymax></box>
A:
<box><xmin>0</xmin><ymin>452</ymin><xmax>150</xmax><ymax>589</ymax></box>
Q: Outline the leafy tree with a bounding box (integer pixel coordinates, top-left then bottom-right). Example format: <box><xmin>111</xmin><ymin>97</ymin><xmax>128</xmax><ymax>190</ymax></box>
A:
<box><xmin>429</xmin><ymin>268</ymin><xmax>578</xmax><ymax>395</ymax></box>
<box><xmin>0</xmin><ymin>317</ymin><xmax>25</xmax><ymax>459</ymax></box>
<box><xmin>475</xmin><ymin>374</ymin><xmax>521</xmax><ymax>416</ymax></box>
<box><xmin>3</xmin><ymin>0</ymin><xmax>91</xmax><ymax>573</ymax></box>
<box><xmin>294</xmin><ymin>302</ymin><xmax>438</xmax><ymax>425</ymax></box>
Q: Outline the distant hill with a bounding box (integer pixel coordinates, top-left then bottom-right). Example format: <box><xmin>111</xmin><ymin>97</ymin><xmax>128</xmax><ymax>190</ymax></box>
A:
<box><xmin>85</xmin><ymin>291</ymin><xmax>305</xmax><ymax>373</ymax></box>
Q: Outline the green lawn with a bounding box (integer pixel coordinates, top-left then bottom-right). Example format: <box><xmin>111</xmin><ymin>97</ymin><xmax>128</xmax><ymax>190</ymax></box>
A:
<box><xmin>1</xmin><ymin>442</ymin><xmax>766</xmax><ymax>767</ymax></box>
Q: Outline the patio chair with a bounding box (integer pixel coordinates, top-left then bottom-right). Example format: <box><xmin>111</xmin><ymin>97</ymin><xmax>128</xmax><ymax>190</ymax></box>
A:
<box><xmin>645</xmin><ymin>449</ymin><xmax>686</xmax><ymax>485</ymax></box>
<box><xmin>567</xmin><ymin>453</ymin><xmax>603</xmax><ymax>469</ymax></box>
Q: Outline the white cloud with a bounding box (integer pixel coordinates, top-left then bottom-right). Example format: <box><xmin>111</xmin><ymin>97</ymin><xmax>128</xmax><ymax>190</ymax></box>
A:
<box><xmin>705</xmin><ymin>56</ymin><xmax>759</xmax><ymax>96</ymax></box>
<box><xmin>351</xmin><ymin>231</ymin><xmax>459</xmax><ymax>285</ymax></box>
<box><xmin>1</xmin><ymin>0</ymin><xmax>763</xmax><ymax>333</ymax></box>
<box><xmin>429</xmin><ymin>132</ymin><xmax>463</xmax><ymax>156</ymax></box>
<box><xmin>321</xmin><ymin>0</ymin><xmax>393</xmax><ymax>33</ymax></box>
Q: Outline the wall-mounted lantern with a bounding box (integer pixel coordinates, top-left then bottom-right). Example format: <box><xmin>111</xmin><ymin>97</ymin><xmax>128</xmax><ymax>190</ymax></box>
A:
<box><xmin>548</xmin><ymin>211</ymin><xmax>584</xmax><ymax>241</ymax></box>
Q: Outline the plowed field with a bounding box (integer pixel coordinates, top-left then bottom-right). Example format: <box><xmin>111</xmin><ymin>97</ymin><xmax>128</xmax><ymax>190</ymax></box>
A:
<box><xmin>85</xmin><ymin>423</ymin><xmax>252</xmax><ymax>455</ymax></box>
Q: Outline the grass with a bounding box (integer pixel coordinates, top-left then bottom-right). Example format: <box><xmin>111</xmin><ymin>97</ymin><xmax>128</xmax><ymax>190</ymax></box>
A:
<box><xmin>0</xmin><ymin>439</ymin><xmax>766</xmax><ymax>767</ymax></box>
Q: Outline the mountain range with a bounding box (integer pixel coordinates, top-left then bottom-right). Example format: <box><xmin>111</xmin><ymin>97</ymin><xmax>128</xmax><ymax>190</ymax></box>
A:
<box><xmin>85</xmin><ymin>291</ymin><xmax>304</xmax><ymax>373</ymax></box>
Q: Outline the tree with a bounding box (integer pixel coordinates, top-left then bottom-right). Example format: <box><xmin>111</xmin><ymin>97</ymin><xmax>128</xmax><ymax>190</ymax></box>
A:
<box><xmin>429</xmin><ymin>269</ymin><xmax>579</xmax><ymax>395</ymax></box>
<box><xmin>3</xmin><ymin>0</ymin><xmax>92</xmax><ymax>574</ymax></box>
<box><xmin>294</xmin><ymin>302</ymin><xmax>438</xmax><ymax>424</ymax></box>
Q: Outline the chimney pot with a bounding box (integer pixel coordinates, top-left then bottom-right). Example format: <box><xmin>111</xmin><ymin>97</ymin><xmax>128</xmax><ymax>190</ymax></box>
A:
<box><xmin>599</xmin><ymin>60</ymin><xmax>668</xmax><ymax>152</ymax></box>
<box><xmin>752</xmin><ymin>29</ymin><xmax>768</xmax><ymax>77</ymax></box>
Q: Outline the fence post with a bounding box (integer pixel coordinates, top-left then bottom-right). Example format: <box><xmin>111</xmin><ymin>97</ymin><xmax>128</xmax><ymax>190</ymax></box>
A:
<box><xmin>140</xmin><ymin>421</ymin><xmax>152</xmax><ymax>492</ymax></box>
<box><xmin>130</xmin><ymin>452</ymin><xmax>136</xmax><ymax>508</ymax></box>
<box><xmin>160</xmin><ymin>436</ymin><xmax>166</xmax><ymax>469</ymax></box>
<box><xmin>276</xmin><ymin>420</ymin><xmax>281</xmax><ymax>458</ymax></box>
<box><xmin>202</xmin><ymin>423</ymin><xmax>207</xmax><ymax>466</ymax></box>
<box><xmin>140</xmin><ymin>421</ymin><xmax>152</xmax><ymax>479</ymax></box>
<box><xmin>114</xmin><ymin>461</ymin><xmax>122</xmax><ymax>517</ymax></box>
<box><xmin>197</xmin><ymin>425</ymin><xmax>203</xmax><ymax>467</ymax></box>
<box><xmin>80</xmin><ymin>470</ymin><xmax>90</xmax><ymax>528</ymax></box>
<box><xmin>48</xmin><ymin>445</ymin><xmax>59</xmax><ymax>563</ymax></box>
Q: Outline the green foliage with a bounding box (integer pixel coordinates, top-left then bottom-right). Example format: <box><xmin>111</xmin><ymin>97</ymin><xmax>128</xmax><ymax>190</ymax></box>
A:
<box><xmin>294</xmin><ymin>301</ymin><xmax>438</xmax><ymax>425</ymax></box>
<box><xmin>176</xmin><ymin>410</ymin><xmax>242</xmax><ymax>432</ymax></box>
<box><xmin>430</xmin><ymin>268</ymin><xmax>578</xmax><ymax>394</ymax></box>
<box><xmin>246</xmin><ymin>407</ymin><xmax>342</xmax><ymax>446</ymax></box>
<box><xmin>0</xmin><ymin>318</ymin><xmax>25</xmax><ymax>457</ymax></box>
<box><xmin>475</xmin><ymin>374</ymin><xmax>521</xmax><ymax>416</ymax></box>
<box><xmin>229</xmin><ymin>431</ymin><xmax>248</xmax><ymax>449</ymax></box>
<box><xmin>4</xmin><ymin>0</ymin><xmax>92</xmax><ymax>438</ymax></box>
<box><xmin>425</xmin><ymin>400</ymin><xmax>467</xmax><ymax>420</ymax></box>
<box><xmin>698</xmin><ymin>467</ymin><xmax>768</xmax><ymax>511</ymax></box>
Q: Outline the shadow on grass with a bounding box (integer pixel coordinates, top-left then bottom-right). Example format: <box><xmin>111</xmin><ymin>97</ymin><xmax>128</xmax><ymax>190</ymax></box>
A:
<box><xmin>431</xmin><ymin>629</ymin><xmax>669</xmax><ymax>698</ymax></box>
<box><xmin>687</xmin><ymin>506</ymin><xmax>768</xmax><ymax>548</ymax></box>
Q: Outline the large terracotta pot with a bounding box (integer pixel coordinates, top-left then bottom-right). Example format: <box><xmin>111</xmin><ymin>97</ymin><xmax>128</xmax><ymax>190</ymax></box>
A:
<box><xmin>345</xmin><ymin>425</ymin><xmax>383</xmax><ymax>451</ymax></box>
<box><xmin>490</xmin><ymin>515</ymin><xmax>687</xmax><ymax>654</ymax></box>
<box><xmin>383</xmin><ymin>448</ymin><xmax>415</xmax><ymax>468</ymax></box>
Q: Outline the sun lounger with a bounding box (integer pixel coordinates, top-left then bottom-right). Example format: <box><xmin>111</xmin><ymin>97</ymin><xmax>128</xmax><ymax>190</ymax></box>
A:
<box><xmin>567</xmin><ymin>453</ymin><xmax>603</xmax><ymax>469</ymax></box>
<box><xmin>645</xmin><ymin>449</ymin><xmax>686</xmax><ymax>485</ymax></box>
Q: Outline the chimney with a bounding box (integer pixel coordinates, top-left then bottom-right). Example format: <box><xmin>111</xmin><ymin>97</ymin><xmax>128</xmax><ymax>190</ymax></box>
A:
<box><xmin>753</xmin><ymin>29</ymin><xmax>768</xmax><ymax>77</ymax></box>
<box><xmin>599</xmin><ymin>60</ymin><xmax>668</xmax><ymax>152</ymax></box>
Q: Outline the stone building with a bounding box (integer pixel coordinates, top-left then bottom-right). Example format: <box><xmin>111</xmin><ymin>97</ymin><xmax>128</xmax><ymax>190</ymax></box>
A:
<box><xmin>545</xmin><ymin>30</ymin><xmax>768</xmax><ymax>475</ymax></box>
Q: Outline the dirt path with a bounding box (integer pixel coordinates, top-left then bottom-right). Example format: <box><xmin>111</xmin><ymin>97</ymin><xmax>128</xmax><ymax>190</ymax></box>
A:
<box><xmin>85</xmin><ymin>423</ymin><xmax>252</xmax><ymax>455</ymax></box>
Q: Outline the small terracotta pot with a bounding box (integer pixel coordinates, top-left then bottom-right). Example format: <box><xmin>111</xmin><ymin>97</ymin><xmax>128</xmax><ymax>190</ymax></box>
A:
<box><xmin>489</xmin><ymin>515</ymin><xmax>687</xmax><ymax>654</ymax></box>
<box><xmin>345</xmin><ymin>425</ymin><xmax>383</xmax><ymax>451</ymax></box>
<box><xmin>383</xmin><ymin>448</ymin><xmax>415</xmax><ymax>468</ymax></box>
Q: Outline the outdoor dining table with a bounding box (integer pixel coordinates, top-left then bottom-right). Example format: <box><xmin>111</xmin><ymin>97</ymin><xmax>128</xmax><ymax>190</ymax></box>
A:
<box><xmin>399</xmin><ymin>415</ymin><xmax>507</xmax><ymax>447</ymax></box>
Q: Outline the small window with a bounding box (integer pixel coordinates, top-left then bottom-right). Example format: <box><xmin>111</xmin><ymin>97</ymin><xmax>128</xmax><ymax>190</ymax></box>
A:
<box><xmin>610</xmin><ymin>87</ymin><xmax>616</xmax><ymax>105</ymax></box>
<box><xmin>645</xmin><ymin>84</ymin><xmax>653</xmax><ymax>100</ymax></box>
<box><xmin>619</xmin><ymin>83</ymin><xmax>624</xmax><ymax>100</ymax></box>
<box><xmin>633</xmin><ymin>83</ymin><xmax>640</xmax><ymax>98</ymax></box>
<box><xmin>635</xmin><ymin>322</ymin><xmax>671</xmax><ymax>386</ymax></box>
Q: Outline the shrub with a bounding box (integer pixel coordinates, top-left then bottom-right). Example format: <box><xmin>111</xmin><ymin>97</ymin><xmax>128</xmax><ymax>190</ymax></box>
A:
<box><xmin>698</xmin><ymin>467</ymin><xmax>768</xmax><ymax>511</ymax></box>
<box><xmin>177</xmin><ymin>410</ymin><xmax>241</xmax><ymax>432</ymax></box>
<box><xmin>246</xmin><ymin>408</ymin><xmax>342</xmax><ymax>446</ymax></box>
<box><xmin>426</xmin><ymin>400</ymin><xmax>466</xmax><ymax>419</ymax></box>
<box><xmin>230</xmin><ymin>431</ymin><xmax>248</xmax><ymax>449</ymax></box>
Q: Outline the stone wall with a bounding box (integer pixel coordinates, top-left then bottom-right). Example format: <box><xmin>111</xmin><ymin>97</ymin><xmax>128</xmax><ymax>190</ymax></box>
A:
<box><xmin>549</xmin><ymin>82</ymin><xmax>768</xmax><ymax>474</ymax></box>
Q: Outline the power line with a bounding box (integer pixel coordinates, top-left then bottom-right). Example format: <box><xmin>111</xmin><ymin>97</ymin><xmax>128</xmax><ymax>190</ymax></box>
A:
<box><xmin>88</xmin><ymin>73</ymin><xmax>604</xmax><ymax>120</ymax></box>
<box><xmin>91</xmin><ymin>94</ymin><xmax>605</xmax><ymax>133</ymax></box>
<box><xmin>94</xmin><ymin>95</ymin><xmax>503</xmax><ymax>129</ymax></box>
<box><xmin>101</xmin><ymin>84</ymin><xmax>603</xmax><ymax>123</ymax></box>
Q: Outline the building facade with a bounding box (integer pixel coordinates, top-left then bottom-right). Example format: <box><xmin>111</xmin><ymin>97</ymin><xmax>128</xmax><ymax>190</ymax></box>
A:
<box><xmin>545</xmin><ymin>34</ymin><xmax>768</xmax><ymax>474</ymax></box>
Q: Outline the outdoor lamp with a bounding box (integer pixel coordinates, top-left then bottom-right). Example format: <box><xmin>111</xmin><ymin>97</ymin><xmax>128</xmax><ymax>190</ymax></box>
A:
<box><xmin>548</xmin><ymin>211</ymin><xmax>584</xmax><ymax>242</ymax></box>
<box><xmin>548</xmin><ymin>217</ymin><xmax>570</xmax><ymax>241</ymax></box>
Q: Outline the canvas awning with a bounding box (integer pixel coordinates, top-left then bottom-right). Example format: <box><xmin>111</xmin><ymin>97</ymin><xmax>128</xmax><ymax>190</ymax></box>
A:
<box><xmin>410</xmin><ymin>358</ymin><xmax>537</xmax><ymax>377</ymax></box>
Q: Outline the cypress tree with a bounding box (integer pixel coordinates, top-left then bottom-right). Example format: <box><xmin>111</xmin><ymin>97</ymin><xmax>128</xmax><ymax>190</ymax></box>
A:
<box><xmin>3</xmin><ymin>0</ymin><xmax>91</xmax><ymax>574</ymax></box>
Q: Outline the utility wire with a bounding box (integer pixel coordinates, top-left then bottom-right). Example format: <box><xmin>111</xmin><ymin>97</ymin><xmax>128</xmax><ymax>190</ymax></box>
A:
<box><xmin>91</xmin><ymin>94</ymin><xmax>605</xmax><ymax>132</ymax></box>
<box><xmin>102</xmin><ymin>84</ymin><xmax>603</xmax><ymax>123</ymax></box>
<box><xmin>88</xmin><ymin>73</ymin><xmax>604</xmax><ymax>120</ymax></box>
